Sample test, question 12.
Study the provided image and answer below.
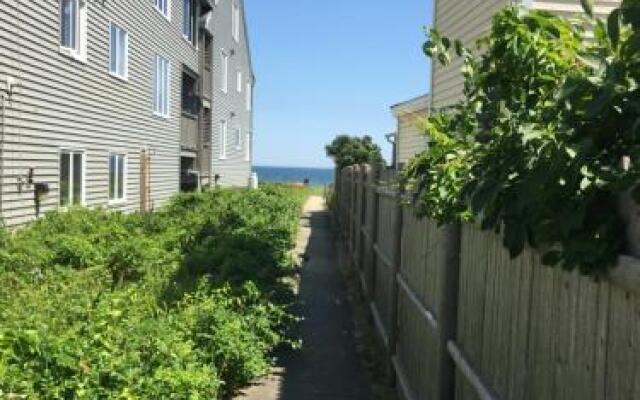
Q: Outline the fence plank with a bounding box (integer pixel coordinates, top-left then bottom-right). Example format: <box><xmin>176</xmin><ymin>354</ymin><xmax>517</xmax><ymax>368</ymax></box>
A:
<box><xmin>333</xmin><ymin>164</ymin><xmax>640</xmax><ymax>400</ymax></box>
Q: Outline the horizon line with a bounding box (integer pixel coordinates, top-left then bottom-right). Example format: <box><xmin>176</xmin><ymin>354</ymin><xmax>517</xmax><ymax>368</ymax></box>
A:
<box><xmin>253</xmin><ymin>164</ymin><xmax>335</xmax><ymax>170</ymax></box>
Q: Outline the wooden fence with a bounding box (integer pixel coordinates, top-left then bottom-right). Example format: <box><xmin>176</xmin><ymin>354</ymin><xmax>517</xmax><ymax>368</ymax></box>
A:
<box><xmin>334</xmin><ymin>164</ymin><xmax>640</xmax><ymax>400</ymax></box>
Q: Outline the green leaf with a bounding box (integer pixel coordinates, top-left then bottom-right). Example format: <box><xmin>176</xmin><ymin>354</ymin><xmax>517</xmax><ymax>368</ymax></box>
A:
<box><xmin>631</xmin><ymin>184</ymin><xmax>640</xmax><ymax>204</ymax></box>
<box><xmin>622</xmin><ymin>0</ymin><xmax>640</xmax><ymax>28</ymax></box>
<box><xmin>542</xmin><ymin>250</ymin><xmax>562</xmax><ymax>266</ymax></box>
<box><xmin>581</xmin><ymin>0</ymin><xmax>594</xmax><ymax>17</ymax></box>
<box><xmin>504</xmin><ymin>221</ymin><xmax>526</xmax><ymax>259</ymax></box>
<box><xmin>608</xmin><ymin>9</ymin><xmax>621</xmax><ymax>48</ymax></box>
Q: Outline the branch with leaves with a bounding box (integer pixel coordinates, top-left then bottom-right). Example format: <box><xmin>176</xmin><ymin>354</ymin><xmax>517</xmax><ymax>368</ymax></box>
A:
<box><xmin>406</xmin><ymin>0</ymin><xmax>640</xmax><ymax>274</ymax></box>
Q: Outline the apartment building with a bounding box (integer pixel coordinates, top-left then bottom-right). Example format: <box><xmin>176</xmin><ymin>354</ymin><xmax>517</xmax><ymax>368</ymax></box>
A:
<box><xmin>431</xmin><ymin>0</ymin><xmax>621</xmax><ymax>109</ymax></box>
<box><xmin>0</xmin><ymin>0</ymin><xmax>255</xmax><ymax>227</ymax></box>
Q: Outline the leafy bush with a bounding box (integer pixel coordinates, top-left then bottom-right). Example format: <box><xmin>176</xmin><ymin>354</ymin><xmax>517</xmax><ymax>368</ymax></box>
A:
<box><xmin>326</xmin><ymin>135</ymin><xmax>385</xmax><ymax>170</ymax></box>
<box><xmin>406</xmin><ymin>1</ymin><xmax>640</xmax><ymax>274</ymax></box>
<box><xmin>0</xmin><ymin>185</ymin><xmax>305</xmax><ymax>398</ymax></box>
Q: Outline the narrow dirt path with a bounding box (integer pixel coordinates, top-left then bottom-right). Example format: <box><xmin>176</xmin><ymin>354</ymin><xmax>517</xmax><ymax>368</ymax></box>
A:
<box><xmin>235</xmin><ymin>196</ymin><xmax>373</xmax><ymax>400</ymax></box>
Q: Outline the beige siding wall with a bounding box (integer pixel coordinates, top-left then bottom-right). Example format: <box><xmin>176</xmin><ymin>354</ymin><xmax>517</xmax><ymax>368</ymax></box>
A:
<box><xmin>532</xmin><ymin>0</ymin><xmax>620</xmax><ymax>17</ymax></box>
<box><xmin>431</xmin><ymin>0</ymin><xmax>512</xmax><ymax>109</ymax></box>
<box><xmin>397</xmin><ymin>111</ymin><xmax>429</xmax><ymax>167</ymax></box>
<box><xmin>431</xmin><ymin>0</ymin><xmax>621</xmax><ymax>110</ymax></box>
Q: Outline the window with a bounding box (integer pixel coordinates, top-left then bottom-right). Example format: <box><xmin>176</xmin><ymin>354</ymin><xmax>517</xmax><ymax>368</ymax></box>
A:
<box><xmin>109</xmin><ymin>23</ymin><xmax>128</xmax><ymax>79</ymax></box>
<box><xmin>182</xmin><ymin>0</ymin><xmax>195</xmax><ymax>44</ymax></box>
<box><xmin>234</xmin><ymin>127</ymin><xmax>242</xmax><ymax>150</ymax></box>
<box><xmin>246</xmin><ymin>81</ymin><xmax>252</xmax><ymax>110</ymax></box>
<box><xmin>59</xmin><ymin>150</ymin><xmax>84</xmax><ymax>207</ymax></box>
<box><xmin>236</xmin><ymin>71</ymin><xmax>243</xmax><ymax>93</ymax></box>
<box><xmin>181</xmin><ymin>71</ymin><xmax>199</xmax><ymax>115</ymax></box>
<box><xmin>153</xmin><ymin>55</ymin><xmax>170</xmax><ymax>117</ymax></box>
<box><xmin>154</xmin><ymin>0</ymin><xmax>170</xmax><ymax>19</ymax></box>
<box><xmin>245</xmin><ymin>131</ymin><xmax>251</xmax><ymax>161</ymax></box>
<box><xmin>59</xmin><ymin>0</ymin><xmax>87</xmax><ymax>61</ymax></box>
<box><xmin>221</xmin><ymin>51</ymin><xmax>228</xmax><ymax>93</ymax></box>
<box><xmin>219</xmin><ymin>120</ymin><xmax>227</xmax><ymax>159</ymax></box>
<box><xmin>109</xmin><ymin>153</ymin><xmax>126</xmax><ymax>202</ymax></box>
<box><xmin>232</xmin><ymin>1</ymin><xmax>240</xmax><ymax>42</ymax></box>
<box><xmin>60</xmin><ymin>0</ymin><xmax>78</xmax><ymax>50</ymax></box>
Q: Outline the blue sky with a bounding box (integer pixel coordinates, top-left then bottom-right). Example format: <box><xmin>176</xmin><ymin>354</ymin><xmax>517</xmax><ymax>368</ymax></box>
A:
<box><xmin>244</xmin><ymin>0</ymin><xmax>433</xmax><ymax>168</ymax></box>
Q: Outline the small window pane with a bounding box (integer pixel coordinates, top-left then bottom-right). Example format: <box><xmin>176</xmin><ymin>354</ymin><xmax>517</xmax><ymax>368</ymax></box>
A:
<box><xmin>155</xmin><ymin>0</ymin><xmax>169</xmax><ymax>16</ymax></box>
<box><xmin>60</xmin><ymin>0</ymin><xmax>77</xmax><ymax>49</ymax></box>
<box><xmin>73</xmin><ymin>153</ymin><xmax>83</xmax><ymax>205</ymax></box>
<box><xmin>109</xmin><ymin>154</ymin><xmax>116</xmax><ymax>199</ymax></box>
<box><xmin>110</xmin><ymin>24</ymin><xmax>128</xmax><ymax>77</ymax></box>
<box><xmin>60</xmin><ymin>152</ymin><xmax>70</xmax><ymax>206</ymax></box>
<box><xmin>110</xmin><ymin>25</ymin><xmax>118</xmax><ymax>73</ymax></box>
<box><xmin>153</xmin><ymin>55</ymin><xmax>170</xmax><ymax>116</ymax></box>
<box><xmin>117</xmin><ymin>155</ymin><xmax>125</xmax><ymax>199</ymax></box>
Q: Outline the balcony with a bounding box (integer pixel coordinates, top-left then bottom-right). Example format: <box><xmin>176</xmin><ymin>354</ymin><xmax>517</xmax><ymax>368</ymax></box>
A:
<box><xmin>181</xmin><ymin>113</ymin><xmax>198</xmax><ymax>150</ymax></box>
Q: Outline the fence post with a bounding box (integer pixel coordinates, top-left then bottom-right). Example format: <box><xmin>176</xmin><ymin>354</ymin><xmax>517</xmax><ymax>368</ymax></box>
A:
<box><xmin>439</xmin><ymin>223</ymin><xmax>462</xmax><ymax>400</ymax></box>
<box><xmin>350</xmin><ymin>165</ymin><xmax>360</xmax><ymax>262</ymax></box>
<box><xmin>368</xmin><ymin>165</ymin><xmax>381</xmax><ymax>303</ymax></box>
<box><xmin>357</xmin><ymin>164</ymin><xmax>369</xmax><ymax>276</ymax></box>
<box><xmin>387</xmin><ymin>181</ymin><xmax>405</xmax><ymax>384</ymax></box>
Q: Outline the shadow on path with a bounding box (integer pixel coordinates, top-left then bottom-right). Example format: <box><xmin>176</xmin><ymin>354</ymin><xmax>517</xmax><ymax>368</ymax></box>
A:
<box><xmin>235</xmin><ymin>197</ymin><xmax>373</xmax><ymax>400</ymax></box>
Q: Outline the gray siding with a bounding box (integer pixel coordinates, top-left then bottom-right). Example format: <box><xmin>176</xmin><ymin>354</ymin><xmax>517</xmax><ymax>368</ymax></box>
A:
<box><xmin>0</xmin><ymin>0</ymin><xmax>202</xmax><ymax>226</ymax></box>
<box><xmin>210</xmin><ymin>0</ymin><xmax>254</xmax><ymax>188</ymax></box>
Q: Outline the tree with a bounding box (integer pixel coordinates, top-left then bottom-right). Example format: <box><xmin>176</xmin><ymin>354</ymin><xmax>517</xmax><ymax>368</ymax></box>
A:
<box><xmin>325</xmin><ymin>135</ymin><xmax>385</xmax><ymax>170</ymax></box>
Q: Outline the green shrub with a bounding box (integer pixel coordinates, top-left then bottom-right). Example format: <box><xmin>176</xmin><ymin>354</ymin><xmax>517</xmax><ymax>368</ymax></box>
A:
<box><xmin>0</xmin><ymin>185</ymin><xmax>306</xmax><ymax>398</ymax></box>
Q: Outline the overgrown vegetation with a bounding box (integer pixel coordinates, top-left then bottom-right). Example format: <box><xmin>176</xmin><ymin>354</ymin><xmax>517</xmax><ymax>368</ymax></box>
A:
<box><xmin>326</xmin><ymin>135</ymin><xmax>385</xmax><ymax>170</ymax></box>
<box><xmin>405</xmin><ymin>0</ymin><xmax>640</xmax><ymax>274</ymax></box>
<box><xmin>0</xmin><ymin>185</ymin><xmax>306</xmax><ymax>398</ymax></box>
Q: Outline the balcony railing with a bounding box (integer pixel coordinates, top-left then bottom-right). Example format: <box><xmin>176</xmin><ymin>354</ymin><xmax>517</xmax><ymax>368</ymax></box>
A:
<box><xmin>181</xmin><ymin>113</ymin><xmax>198</xmax><ymax>150</ymax></box>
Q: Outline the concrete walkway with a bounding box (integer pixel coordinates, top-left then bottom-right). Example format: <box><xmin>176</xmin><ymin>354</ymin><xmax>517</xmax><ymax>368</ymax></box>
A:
<box><xmin>235</xmin><ymin>196</ymin><xmax>373</xmax><ymax>400</ymax></box>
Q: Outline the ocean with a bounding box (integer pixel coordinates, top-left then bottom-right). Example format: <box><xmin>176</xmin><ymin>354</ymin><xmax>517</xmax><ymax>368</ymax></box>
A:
<box><xmin>253</xmin><ymin>166</ymin><xmax>335</xmax><ymax>186</ymax></box>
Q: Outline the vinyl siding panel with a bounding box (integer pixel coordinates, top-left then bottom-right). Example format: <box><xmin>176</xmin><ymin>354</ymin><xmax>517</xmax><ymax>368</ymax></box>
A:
<box><xmin>397</xmin><ymin>110</ymin><xmax>429</xmax><ymax>166</ymax></box>
<box><xmin>210</xmin><ymin>0</ymin><xmax>253</xmax><ymax>188</ymax></box>
<box><xmin>0</xmin><ymin>0</ymin><xmax>200</xmax><ymax>226</ymax></box>
<box><xmin>531</xmin><ymin>0</ymin><xmax>620</xmax><ymax>18</ymax></box>
<box><xmin>432</xmin><ymin>0</ymin><xmax>512</xmax><ymax>109</ymax></box>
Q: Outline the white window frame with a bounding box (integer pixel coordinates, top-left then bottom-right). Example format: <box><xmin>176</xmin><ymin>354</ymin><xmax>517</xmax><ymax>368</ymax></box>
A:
<box><xmin>219</xmin><ymin>120</ymin><xmax>227</xmax><ymax>159</ymax></box>
<box><xmin>59</xmin><ymin>0</ymin><xmax>88</xmax><ymax>62</ymax></box>
<box><xmin>221</xmin><ymin>50</ymin><xmax>229</xmax><ymax>93</ymax></box>
<box><xmin>59</xmin><ymin>149</ymin><xmax>86</xmax><ymax>207</ymax></box>
<box><xmin>232</xmin><ymin>1</ymin><xmax>240</xmax><ymax>42</ymax></box>
<box><xmin>108</xmin><ymin>153</ymin><xmax>127</xmax><ymax>204</ymax></box>
<box><xmin>182</xmin><ymin>0</ymin><xmax>195</xmax><ymax>44</ymax></box>
<box><xmin>109</xmin><ymin>22</ymin><xmax>129</xmax><ymax>80</ymax></box>
<box><xmin>153</xmin><ymin>54</ymin><xmax>171</xmax><ymax>118</ymax></box>
<box><xmin>154</xmin><ymin>0</ymin><xmax>171</xmax><ymax>20</ymax></box>
<box><xmin>246</xmin><ymin>81</ymin><xmax>252</xmax><ymax>111</ymax></box>
<box><xmin>245</xmin><ymin>131</ymin><xmax>251</xmax><ymax>161</ymax></box>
